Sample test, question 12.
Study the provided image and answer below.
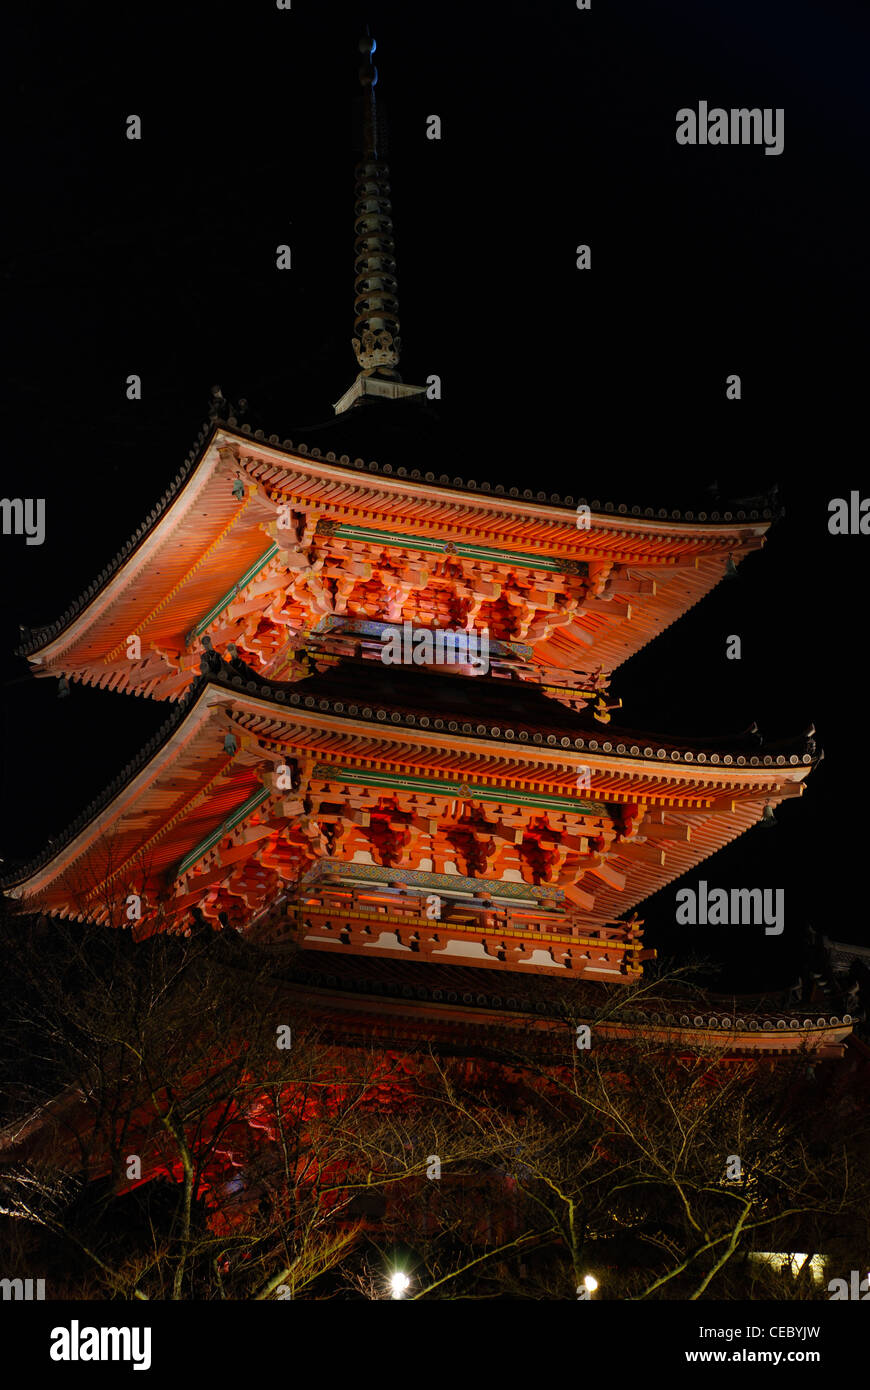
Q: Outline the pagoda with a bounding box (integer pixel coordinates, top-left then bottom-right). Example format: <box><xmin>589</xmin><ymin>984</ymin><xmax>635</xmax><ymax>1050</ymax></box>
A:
<box><xmin>2</xmin><ymin>35</ymin><xmax>851</xmax><ymax>1065</ymax></box>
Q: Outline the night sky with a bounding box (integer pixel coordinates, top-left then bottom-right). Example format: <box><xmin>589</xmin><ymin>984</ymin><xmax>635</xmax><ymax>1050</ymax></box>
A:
<box><xmin>2</xmin><ymin>0</ymin><xmax>867</xmax><ymax>991</ymax></box>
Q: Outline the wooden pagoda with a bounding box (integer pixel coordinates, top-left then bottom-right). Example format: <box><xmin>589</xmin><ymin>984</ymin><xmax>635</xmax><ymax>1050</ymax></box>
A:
<box><xmin>3</xmin><ymin>35</ymin><xmax>849</xmax><ymax>1064</ymax></box>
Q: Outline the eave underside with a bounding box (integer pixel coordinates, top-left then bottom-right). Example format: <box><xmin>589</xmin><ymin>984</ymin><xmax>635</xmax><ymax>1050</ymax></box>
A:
<box><xmin>22</xmin><ymin>429</ymin><xmax>770</xmax><ymax>700</ymax></box>
<box><xmin>4</xmin><ymin>677</ymin><xmax>815</xmax><ymax>974</ymax></box>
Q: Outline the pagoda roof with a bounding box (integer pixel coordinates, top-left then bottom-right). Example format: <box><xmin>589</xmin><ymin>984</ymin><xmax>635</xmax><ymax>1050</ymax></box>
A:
<box><xmin>0</xmin><ymin>941</ymin><xmax>852</xmax><ymax>1179</ymax></box>
<box><xmin>18</xmin><ymin>420</ymin><xmax>775</xmax><ymax>699</ymax></box>
<box><xmin>275</xmin><ymin>949</ymin><xmax>853</xmax><ymax>1059</ymax></box>
<box><xmin>271</xmin><ymin>658</ymin><xmax>792</xmax><ymax>754</ymax></box>
<box><xmin>2</xmin><ymin>658</ymin><xmax>816</xmax><ymax>935</ymax></box>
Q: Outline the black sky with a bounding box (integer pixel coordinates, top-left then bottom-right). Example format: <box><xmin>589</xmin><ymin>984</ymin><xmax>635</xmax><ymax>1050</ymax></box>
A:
<box><xmin>2</xmin><ymin>0</ymin><xmax>868</xmax><ymax>990</ymax></box>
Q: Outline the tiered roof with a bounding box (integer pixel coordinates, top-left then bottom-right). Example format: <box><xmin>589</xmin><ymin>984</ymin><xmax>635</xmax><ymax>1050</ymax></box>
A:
<box><xmin>3</xmin><ymin>657</ymin><xmax>816</xmax><ymax>984</ymax></box>
<box><xmin>18</xmin><ymin>423</ymin><xmax>774</xmax><ymax>702</ymax></box>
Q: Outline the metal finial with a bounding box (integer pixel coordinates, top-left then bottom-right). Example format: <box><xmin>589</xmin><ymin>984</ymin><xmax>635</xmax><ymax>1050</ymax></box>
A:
<box><xmin>334</xmin><ymin>31</ymin><xmax>426</xmax><ymax>414</ymax></box>
<box><xmin>351</xmin><ymin>31</ymin><xmax>401</xmax><ymax>378</ymax></box>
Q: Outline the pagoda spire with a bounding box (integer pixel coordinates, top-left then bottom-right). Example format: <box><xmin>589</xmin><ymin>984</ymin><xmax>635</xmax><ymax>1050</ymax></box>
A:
<box><xmin>334</xmin><ymin>30</ymin><xmax>426</xmax><ymax>415</ymax></box>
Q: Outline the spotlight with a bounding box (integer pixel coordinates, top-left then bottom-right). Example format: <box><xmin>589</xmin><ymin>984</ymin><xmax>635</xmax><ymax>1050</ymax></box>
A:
<box><xmin>390</xmin><ymin>1271</ymin><xmax>410</xmax><ymax>1299</ymax></box>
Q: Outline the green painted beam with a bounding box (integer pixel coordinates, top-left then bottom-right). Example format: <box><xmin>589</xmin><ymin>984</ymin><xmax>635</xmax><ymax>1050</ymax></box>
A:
<box><xmin>173</xmin><ymin>763</ymin><xmax>606</xmax><ymax>886</ymax></box>
<box><xmin>328</xmin><ymin>523</ymin><xmax>578</xmax><ymax>573</ymax></box>
<box><xmin>185</xmin><ymin>519</ymin><xmax>580</xmax><ymax>648</ymax></box>
<box><xmin>175</xmin><ymin>784</ymin><xmax>272</xmax><ymax>878</ymax></box>
<box><xmin>312</xmin><ymin>764</ymin><xmax>605</xmax><ymax>816</ymax></box>
<box><xmin>189</xmin><ymin>543</ymin><xmax>279</xmax><ymax>641</ymax></box>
